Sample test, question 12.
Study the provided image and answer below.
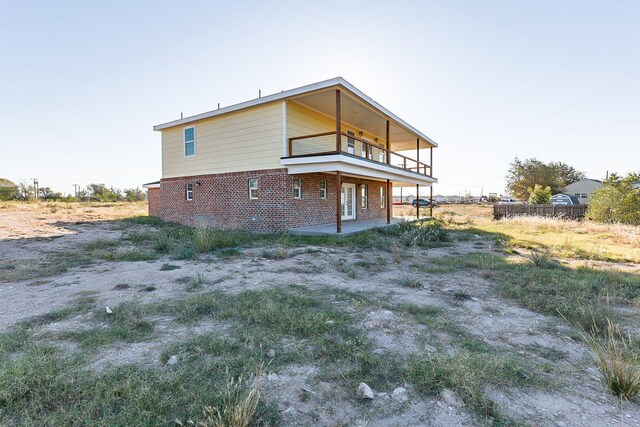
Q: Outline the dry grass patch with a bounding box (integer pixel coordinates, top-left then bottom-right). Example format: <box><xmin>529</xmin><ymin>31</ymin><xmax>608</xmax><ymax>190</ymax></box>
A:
<box><xmin>434</xmin><ymin>204</ymin><xmax>640</xmax><ymax>263</ymax></box>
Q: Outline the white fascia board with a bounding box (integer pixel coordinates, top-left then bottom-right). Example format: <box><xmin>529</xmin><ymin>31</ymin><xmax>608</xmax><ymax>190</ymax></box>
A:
<box><xmin>153</xmin><ymin>77</ymin><xmax>438</xmax><ymax>147</ymax></box>
<box><xmin>281</xmin><ymin>154</ymin><xmax>437</xmax><ymax>186</ymax></box>
<box><xmin>142</xmin><ymin>183</ymin><xmax>160</xmax><ymax>189</ymax></box>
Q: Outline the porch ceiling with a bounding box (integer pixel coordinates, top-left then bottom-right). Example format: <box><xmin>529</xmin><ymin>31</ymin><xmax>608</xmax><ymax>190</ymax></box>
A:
<box><xmin>291</xmin><ymin>89</ymin><xmax>433</xmax><ymax>152</ymax></box>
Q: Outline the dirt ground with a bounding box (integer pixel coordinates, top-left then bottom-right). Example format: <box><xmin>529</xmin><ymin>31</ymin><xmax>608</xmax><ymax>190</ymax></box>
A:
<box><xmin>1</xmin><ymin>202</ymin><xmax>640</xmax><ymax>426</ymax></box>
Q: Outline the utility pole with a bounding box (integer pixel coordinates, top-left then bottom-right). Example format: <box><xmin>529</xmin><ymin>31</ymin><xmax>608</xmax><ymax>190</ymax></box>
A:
<box><xmin>32</xmin><ymin>178</ymin><xmax>39</xmax><ymax>201</ymax></box>
<box><xmin>73</xmin><ymin>184</ymin><xmax>79</xmax><ymax>198</ymax></box>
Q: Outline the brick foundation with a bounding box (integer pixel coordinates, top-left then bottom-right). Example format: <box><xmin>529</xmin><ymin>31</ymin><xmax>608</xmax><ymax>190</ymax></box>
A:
<box><xmin>147</xmin><ymin>188</ymin><xmax>160</xmax><ymax>217</ymax></box>
<box><xmin>154</xmin><ymin>168</ymin><xmax>391</xmax><ymax>233</ymax></box>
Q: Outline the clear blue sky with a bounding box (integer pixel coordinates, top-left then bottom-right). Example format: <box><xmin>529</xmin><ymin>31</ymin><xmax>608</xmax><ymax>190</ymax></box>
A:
<box><xmin>1</xmin><ymin>1</ymin><xmax>638</xmax><ymax>197</ymax></box>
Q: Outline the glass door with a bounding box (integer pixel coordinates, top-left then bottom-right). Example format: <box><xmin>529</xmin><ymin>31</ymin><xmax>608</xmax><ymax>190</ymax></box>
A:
<box><xmin>341</xmin><ymin>184</ymin><xmax>356</xmax><ymax>220</ymax></box>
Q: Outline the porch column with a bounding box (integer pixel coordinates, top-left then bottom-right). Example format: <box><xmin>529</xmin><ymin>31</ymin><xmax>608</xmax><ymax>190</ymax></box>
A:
<box><xmin>386</xmin><ymin>179</ymin><xmax>392</xmax><ymax>224</ymax></box>
<box><xmin>385</xmin><ymin>120</ymin><xmax>390</xmax><ymax>164</ymax></box>
<box><xmin>416</xmin><ymin>138</ymin><xmax>420</xmax><ymax>171</ymax></box>
<box><xmin>416</xmin><ymin>184</ymin><xmax>420</xmax><ymax>220</ymax></box>
<box><xmin>336</xmin><ymin>171</ymin><xmax>342</xmax><ymax>233</ymax></box>
<box><xmin>430</xmin><ymin>185</ymin><xmax>433</xmax><ymax>217</ymax></box>
<box><xmin>336</xmin><ymin>90</ymin><xmax>342</xmax><ymax>152</ymax></box>
<box><xmin>430</xmin><ymin>147</ymin><xmax>433</xmax><ymax>176</ymax></box>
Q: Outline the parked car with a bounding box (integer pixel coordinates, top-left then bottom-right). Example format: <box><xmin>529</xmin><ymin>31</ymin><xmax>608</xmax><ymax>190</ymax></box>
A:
<box><xmin>411</xmin><ymin>198</ymin><xmax>437</xmax><ymax>207</ymax></box>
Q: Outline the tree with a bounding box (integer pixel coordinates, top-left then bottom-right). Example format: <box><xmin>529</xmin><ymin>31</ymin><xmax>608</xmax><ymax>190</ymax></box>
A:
<box><xmin>124</xmin><ymin>187</ymin><xmax>145</xmax><ymax>202</ymax></box>
<box><xmin>588</xmin><ymin>172</ymin><xmax>640</xmax><ymax>225</ymax></box>
<box><xmin>506</xmin><ymin>158</ymin><xmax>586</xmax><ymax>200</ymax></box>
<box><xmin>16</xmin><ymin>181</ymin><xmax>34</xmax><ymax>201</ymax></box>
<box><xmin>38</xmin><ymin>187</ymin><xmax>62</xmax><ymax>200</ymax></box>
<box><xmin>0</xmin><ymin>178</ymin><xmax>18</xmax><ymax>201</ymax></box>
<box><xmin>87</xmin><ymin>183</ymin><xmax>121</xmax><ymax>202</ymax></box>
<box><xmin>528</xmin><ymin>184</ymin><xmax>552</xmax><ymax>204</ymax></box>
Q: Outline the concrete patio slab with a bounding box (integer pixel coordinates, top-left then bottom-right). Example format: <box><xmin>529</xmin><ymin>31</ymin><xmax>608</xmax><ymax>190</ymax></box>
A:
<box><xmin>288</xmin><ymin>218</ymin><xmax>402</xmax><ymax>236</ymax></box>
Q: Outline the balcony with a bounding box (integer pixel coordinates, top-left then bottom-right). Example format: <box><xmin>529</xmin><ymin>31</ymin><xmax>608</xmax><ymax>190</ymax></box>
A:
<box><xmin>286</xmin><ymin>131</ymin><xmax>432</xmax><ymax>177</ymax></box>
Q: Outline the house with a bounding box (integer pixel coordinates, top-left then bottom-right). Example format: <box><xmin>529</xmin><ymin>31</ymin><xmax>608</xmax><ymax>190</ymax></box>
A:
<box><xmin>551</xmin><ymin>193</ymin><xmax>580</xmax><ymax>205</ymax></box>
<box><xmin>563</xmin><ymin>179</ymin><xmax>602</xmax><ymax>204</ymax></box>
<box><xmin>144</xmin><ymin>78</ymin><xmax>437</xmax><ymax>233</ymax></box>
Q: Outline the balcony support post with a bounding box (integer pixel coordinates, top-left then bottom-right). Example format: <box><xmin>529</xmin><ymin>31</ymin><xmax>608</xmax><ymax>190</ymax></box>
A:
<box><xmin>416</xmin><ymin>138</ymin><xmax>420</xmax><ymax>173</ymax></box>
<box><xmin>387</xmin><ymin>179</ymin><xmax>392</xmax><ymax>224</ymax></box>
<box><xmin>430</xmin><ymin>147</ymin><xmax>433</xmax><ymax>176</ymax></box>
<box><xmin>385</xmin><ymin>120</ymin><xmax>390</xmax><ymax>165</ymax></box>
<box><xmin>416</xmin><ymin>184</ymin><xmax>420</xmax><ymax>220</ymax></box>
<box><xmin>430</xmin><ymin>185</ymin><xmax>433</xmax><ymax>217</ymax></box>
<box><xmin>336</xmin><ymin>90</ymin><xmax>342</xmax><ymax>153</ymax></box>
<box><xmin>336</xmin><ymin>171</ymin><xmax>342</xmax><ymax>233</ymax></box>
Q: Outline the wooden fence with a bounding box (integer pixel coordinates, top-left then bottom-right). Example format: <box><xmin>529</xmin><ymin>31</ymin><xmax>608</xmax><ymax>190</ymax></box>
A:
<box><xmin>493</xmin><ymin>204</ymin><xmax>587</xmax><ymax>220</ymax></box>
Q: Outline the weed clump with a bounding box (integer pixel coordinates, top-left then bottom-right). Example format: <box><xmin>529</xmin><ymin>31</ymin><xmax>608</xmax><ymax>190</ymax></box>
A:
<box><xmin>526</xmin><ymin>251</ymin><xmax>560</xmax><ymax>269</ymax></box>
<box><xmin>398</xmin><ymin>220</ymin><xmax>449</xmax><ymax>247</ymax></box>
<box><xmin>178</xmin><ymin>373</ymin><xmax>263</xmax><ymax>427</ymax></box>
<box><xmin>581</xmin><ymin>320</ymin><xmax>640</xmax><ymax>400</ymax></box>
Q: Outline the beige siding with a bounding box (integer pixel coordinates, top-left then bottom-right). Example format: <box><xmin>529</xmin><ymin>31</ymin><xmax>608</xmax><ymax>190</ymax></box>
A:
<box><xmin>161</xmin><ymin>102</ymin><xmax>283</xmax><ymax>178</ymax></box>
<box><xmin>286</xmin><ymin>101</ymin><xmax>387</xmax><ymax>151</ymax></box>
<box><xmin>287</xmin><ymin>101</ymin><xmax>335</xmax><ymax>137</ymax></box>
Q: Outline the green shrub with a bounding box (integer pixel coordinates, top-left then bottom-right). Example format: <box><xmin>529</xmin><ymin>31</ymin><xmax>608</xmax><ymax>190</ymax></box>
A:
<box><xmin>589</xmin><ymin>173</ymin><xmax>640</xmax><ymax>225</ymax></box>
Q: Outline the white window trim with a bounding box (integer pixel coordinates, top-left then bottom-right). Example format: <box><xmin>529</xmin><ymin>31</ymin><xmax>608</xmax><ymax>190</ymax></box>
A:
<box><xmin>249</xmin><ymin>178</ymin><xmax>259</xmax><ymax>199</ymax></box>
<box><xmin>361</xmin><ymin>184</ymin><xmax>368</xmax><ymax>209</ymax></box>
<box><xmin>186</xmin><ymin>183</ymin><xmax>193</xmax><ymax>201</ymax></box>
<box><xmin>293</xmin><ymin>178</ymin><xmax>302</xmax><ymax>199</ymax></box>
<box><xmin>320</xmin><ymin>180</ymin><xmax>327</xmax><ymax>199</ymax></box>
<box><xmin>184</xmin><ymin>126</ymin><xmax>196</xmax><ymax>158</ymax></box>
<box><xmin>380</xmin><ymin>186</ymin><xmax>386</xmax><ymax>208</ymax></box>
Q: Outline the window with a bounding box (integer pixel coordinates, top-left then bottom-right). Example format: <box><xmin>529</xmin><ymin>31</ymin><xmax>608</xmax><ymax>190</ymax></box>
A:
<box><xmin>293</xmin><ymin>178</ymin><xmax>302</xmax><ymax>199</ymax></box>
<box><xmin>320</xmin><ymin>180</ymin><xmax>327</xmax><ymax>199</ymax></box>
<box><xmin>347</xmin><ymin>130</ymin><xmax>355</xmax><ymax>154</ymax></box>
<box><xmin>185</xmin><ymin>183</ymin><xmax>193</xmax><ymax>201</ymax></box>
<box><xmin>184</xmin><ymin>126</ymin><xmax>195</xmax><ymax>157</ymax></box>
<box><xmin>380</xmin><ymin>186</ymin><xmax>386</xmax><ymax>208</ymax></box>
<box><xmin>574</xmin><ymin>194</ymin><xmax>580</xmax><ymax>197</ymax></box>
<box><xmin>248</xmin><ymin>178</ymin><xmax>259</xmax><ymax>199</ymax></box>
<box><xmin>361</xmin><ymin>184</ymin><xmax>368</xmax><ymax>209</ymax></box>
<box><xmin>581</xmin><ymin>193</ymin><xmax>588</xmax><ymax>198</ymax></box>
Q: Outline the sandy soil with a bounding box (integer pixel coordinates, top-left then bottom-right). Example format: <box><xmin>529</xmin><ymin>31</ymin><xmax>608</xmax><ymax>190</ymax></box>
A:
<box><xmin>1</xmin><ymin>204</ymin><xmax>640</xmax><ymax>426</ymax></box>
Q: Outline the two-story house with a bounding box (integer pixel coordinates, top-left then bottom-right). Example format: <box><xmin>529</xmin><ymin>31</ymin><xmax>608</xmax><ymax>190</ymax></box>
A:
<box><xmin>144</xmin><ymin>77</ymin><xmax>438</xmax><ymax>233</ymax></box>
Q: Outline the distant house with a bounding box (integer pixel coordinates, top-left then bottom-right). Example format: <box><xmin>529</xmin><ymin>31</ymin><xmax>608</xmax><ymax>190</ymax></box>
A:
<box><xmin>563</xmin><ymin>179</ymin><xmax>602</xmax><ymax>204</ymax></box>
<box><xmin>551</xmin><ymin>193</ymin><xmax>580</xmax><ymax>205</ymax></box>
<box><xmin>144</xmin><ymin>77</ymin><xmax>437</xmax><ymax>233</ymax></box>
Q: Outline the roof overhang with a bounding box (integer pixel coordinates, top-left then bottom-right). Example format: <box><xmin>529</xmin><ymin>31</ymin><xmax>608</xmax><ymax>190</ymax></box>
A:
<box><xmin>153</xmin><ymin>77</ymin><xmax>437</xmax><ymax>148</ymax></box>
<box><xmin>142</xmin><ymin>181</ymin><xmax>160</xmax><ymax>189</ymax></box>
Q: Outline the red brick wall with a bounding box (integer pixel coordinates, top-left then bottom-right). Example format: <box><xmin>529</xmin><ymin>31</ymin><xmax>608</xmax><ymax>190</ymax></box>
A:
<box><xmin>147</xmin><ymin>188</ymin><xmax>160</xmax><ymax>217</ymax></box>
<box><xmin>156</xmin><ymin>168</ymin><xmax>391</xmax><ymax>232</ymax></box>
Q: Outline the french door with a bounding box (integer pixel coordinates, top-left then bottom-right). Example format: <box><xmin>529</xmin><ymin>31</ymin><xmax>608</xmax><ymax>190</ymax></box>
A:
<box><xmin>341</xmin><ymin>183</ymin><xmax>356</xmax><ymax>220</ymax></box>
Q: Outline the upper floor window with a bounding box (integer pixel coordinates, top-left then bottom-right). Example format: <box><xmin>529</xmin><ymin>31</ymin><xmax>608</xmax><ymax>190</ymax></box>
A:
<box><xmin>320</xmin><ymin>180</ymin><xmax>327</xmax><ymax>199</ymax></box>
<box><xmin>347</xmin><ymin>130</ymin><xmax>355</xmax><ymax>154</ymax></box>
<box><xmin>185</xmin><ymin>183</ymin><xmax>193</xmax><ymax>201</ymax></box>
<box><xmin>293</xmin><ymin>178</ymin><xmax>302</xmax><ymax>199</ymax></box>
<box><xmin>380</xmin><ymin>186</ymin><xmax>386</xmax><ymax>208</ymax></box>
<box><xmin>184</xmin><ymin>126</ymin><xmax>195</xmax><ymax>157</ymax></box>
<box><xmin>249</xmin><ymin>178</ymin><xmax>259</xmax><ymax>199</ymax></box>
<box><xmin>361</xmin><ymin>184</ymin><xmax>368</xmax><ymax>209</ymax></box>
<box><xmin>581</xmin><ymin>193</ymin><xmax>588</xmax><ymax>198</ymax></box>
